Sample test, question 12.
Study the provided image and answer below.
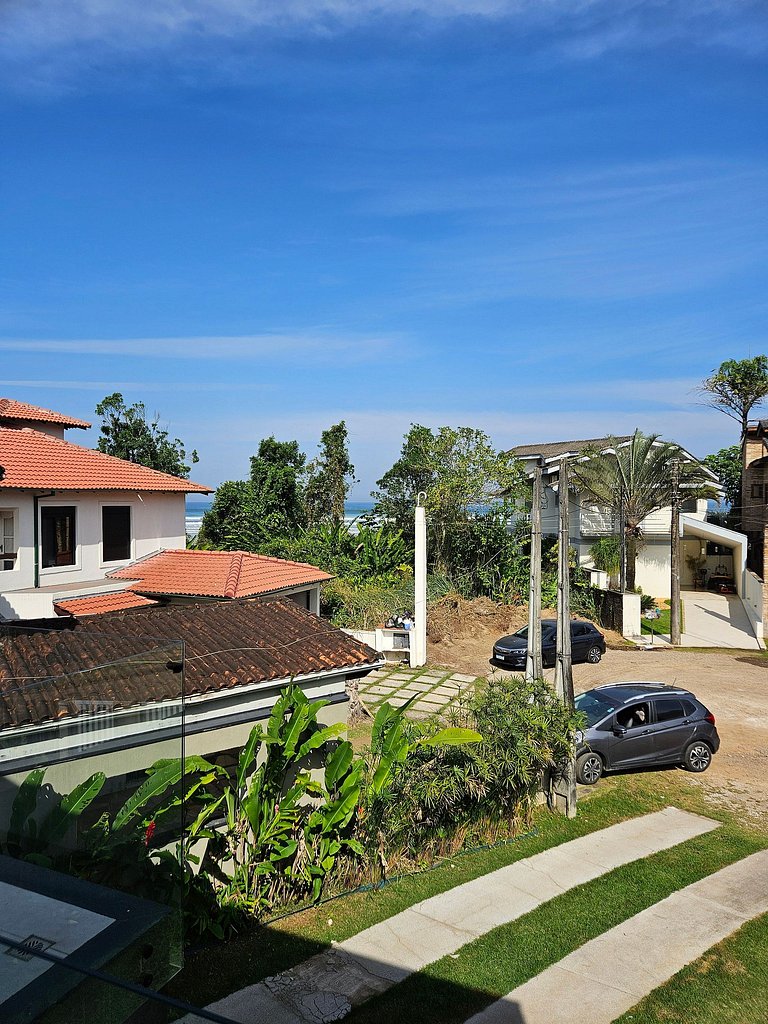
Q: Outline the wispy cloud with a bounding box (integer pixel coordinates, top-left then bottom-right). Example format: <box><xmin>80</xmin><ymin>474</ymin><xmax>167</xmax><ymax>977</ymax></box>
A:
<box><xmin>1</xmin><ymin>378</ymin><xmax>269</xmax><ymax>392</ymax></box>
<box><xmin>0</xmin><ymin>333</ymin><xmax>400</xmax><ymax>362</ymax></box>
<box><xmin>2</xmin><ymin>1</ymin><xmax>764</xmax><ymax>91</ymax></box>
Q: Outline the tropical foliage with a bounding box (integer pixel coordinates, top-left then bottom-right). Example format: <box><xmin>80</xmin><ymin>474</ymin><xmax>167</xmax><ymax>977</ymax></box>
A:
<box><xmin>572</xmin><ymin>430</ymin><xmax>718</xmax><ymax>591</ymax></box>
<box><xmin>698</xmin><ymin>355</ymin><xmax>768</xmax><ymax>441</ymax></box>
<box><xmin>1</xmin><ymin>681</ymin><xmax>580</xmax><ymax>940</ymax></box>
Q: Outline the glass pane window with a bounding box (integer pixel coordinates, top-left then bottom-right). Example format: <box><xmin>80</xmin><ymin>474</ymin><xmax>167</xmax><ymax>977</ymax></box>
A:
<box><xmin>655</xmin><ymin>698</ymin><xmax>684</xmax><ymax>723</ymax></box>
<box><xmin>1</xmin><ymin>511</ymin><xmax>15</xmax><ymax>570</ymax></box>
<box><xmin>41</xmin><ymin>506</ymin><xmax>76</xmax><ymax>568</ymax></box>
<box><xmin>102</xmin><ymin>506</ymin><xmax>131</xmax><ymax>562</ymax></box>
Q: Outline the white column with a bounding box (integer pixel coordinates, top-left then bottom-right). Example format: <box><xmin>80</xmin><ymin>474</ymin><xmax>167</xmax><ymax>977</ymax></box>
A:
<box><xmin>411</xmin><ymin>504</ymin><xmax>427</xmax><ymax>667</ymax></box>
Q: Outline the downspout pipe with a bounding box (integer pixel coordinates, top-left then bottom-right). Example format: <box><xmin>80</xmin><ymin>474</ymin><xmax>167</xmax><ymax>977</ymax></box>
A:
<box><xmin>33</xmin><ymin>491</ymin><xmax>56</xmax><ymax>588</ymax></box>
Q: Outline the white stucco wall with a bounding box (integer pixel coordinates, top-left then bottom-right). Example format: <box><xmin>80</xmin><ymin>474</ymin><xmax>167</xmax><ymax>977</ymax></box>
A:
<box><xmin>0</xmin><ymin>490</ymin><xmax>186</xmax><ymax>618</ymax></box>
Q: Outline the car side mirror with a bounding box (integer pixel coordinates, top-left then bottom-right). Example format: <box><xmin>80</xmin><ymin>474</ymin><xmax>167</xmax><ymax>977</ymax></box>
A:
<box><xmin>613</xmin><ymin>725</ymin><xmax>627</xmax><ymax>737</ymax></box>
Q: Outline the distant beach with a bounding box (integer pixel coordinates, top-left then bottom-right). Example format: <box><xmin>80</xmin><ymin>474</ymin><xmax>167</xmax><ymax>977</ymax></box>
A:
<box><xmin>185</xmin><ymin>496</ymin><xmax>375</xmax><ymax>539</ymax></box>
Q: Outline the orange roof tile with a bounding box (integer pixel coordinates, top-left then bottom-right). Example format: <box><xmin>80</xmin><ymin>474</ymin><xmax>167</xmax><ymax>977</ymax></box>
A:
<box><xmin>109</xmin><ymin>548</ymin><xmax>333</xmax><ymax>598</ymax></box>
<box><xmin>54</xmin><ymin>592</ymin><xmax>159</xmax><ymax>617</ymax></box>
<box><xmin>0</xmin><ymin>427</ymin><xmax>211</xmax><ymax>493</ymax></box>
<box><xmin>0</xmin><ymin>398</ymin><xmax>91</xmax><ymax>429</ymax></box>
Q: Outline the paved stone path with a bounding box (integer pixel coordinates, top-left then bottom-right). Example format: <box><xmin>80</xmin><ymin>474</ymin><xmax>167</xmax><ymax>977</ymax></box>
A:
<box><xmin>465</xmin><ymin>847</ymin><xmax>768</xmax><ymax>1024</ymax></box>
<box><xmin>357</xmin><ymin>665</ymin><xmax>479</xmax><ymax>718</ymax></box>
<box><xmin>180</xmin><ymin>807</ymin><xmax>719</xmax><ymax>1024</ymax></box>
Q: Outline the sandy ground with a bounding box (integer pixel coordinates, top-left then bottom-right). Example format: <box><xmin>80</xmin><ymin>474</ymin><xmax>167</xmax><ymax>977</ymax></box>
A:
<box><xmin>429</xmin><ymin>634</ymin><xmax>768</xmax><ymax>822</ymax></box>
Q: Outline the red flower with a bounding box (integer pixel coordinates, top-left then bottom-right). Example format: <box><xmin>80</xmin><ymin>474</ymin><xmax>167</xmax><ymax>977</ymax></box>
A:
<box><xmin>144</xmin><ymin>821</ymin><xmax>157</xmax><ymax>847</ymax></box>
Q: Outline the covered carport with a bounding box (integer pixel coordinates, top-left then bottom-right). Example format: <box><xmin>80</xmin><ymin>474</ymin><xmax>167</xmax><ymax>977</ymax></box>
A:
<box><xmin>679</xmin><ymin>514</ymin><xmax>762</xmax><ymax>649</ymax></box>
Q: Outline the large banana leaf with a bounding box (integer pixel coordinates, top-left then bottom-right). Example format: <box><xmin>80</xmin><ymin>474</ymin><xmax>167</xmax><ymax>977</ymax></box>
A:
<box><xmin>113</xmin><ymin>756</ymin><xmax>214</xmax><ymax>831</ymax></box>
<box><xmin>38</xmin><ymin>772</ymin><xmax>106</xmax><ymax>846</ymax></box>
<box><xmin>324</xmin><ymin>741</ymin><xmax>354</xmax><ymax>791</ymax></box>
<box><xmin>296</xmin><ymin>722</ymin><xmax>347</xmax><ymax>760</ymax></box>
<box><xmin>8</xmin><ymin>769</ymin><xmax>45</xmax><ymax>847</ymax></box>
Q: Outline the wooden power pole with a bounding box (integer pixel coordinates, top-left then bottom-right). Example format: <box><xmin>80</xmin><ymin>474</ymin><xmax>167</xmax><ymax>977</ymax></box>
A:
<box><xmin>670</xmin><ymin>460</ymin><xmax>681</xmax><ymax>646</ymax></box>
<box><xmin>554</xmin><ymin>457</ymin><xmax>577</xmax><ymax>818</ymax></box>
<box><xmin>526</xmin><ymin>459</ymin><xmax>543</xmax><ymax>682</ymax></box>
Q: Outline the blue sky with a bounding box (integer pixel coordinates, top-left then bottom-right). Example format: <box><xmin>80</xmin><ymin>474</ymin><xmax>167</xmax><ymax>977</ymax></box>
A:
<box><xmin>1</xmin><ymin>1</ymin><xmax>766</xmax><ymax>496</ymax></box>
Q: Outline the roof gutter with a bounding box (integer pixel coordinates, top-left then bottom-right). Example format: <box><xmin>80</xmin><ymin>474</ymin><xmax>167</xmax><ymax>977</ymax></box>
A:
<box><xmin>33</xmin><ymin>491</ymin><xmax>56</xmax><ymax>588</ymax></box>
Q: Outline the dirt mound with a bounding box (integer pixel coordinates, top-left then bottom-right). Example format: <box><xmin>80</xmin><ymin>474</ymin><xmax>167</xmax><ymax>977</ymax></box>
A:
<box><xmin>427</xmin><ymin>594</ymin><xmax>557</xmax><ymax>644</ymax></box>
<box><xmin>427</xmin><ymin>593</ymin><xmax>628</xmax><ymax>650</ymax></box>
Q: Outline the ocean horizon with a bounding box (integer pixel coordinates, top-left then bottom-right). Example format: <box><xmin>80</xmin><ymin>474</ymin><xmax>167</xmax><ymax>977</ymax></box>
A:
<box><xmin>185</xmin><ymin>496</ymin><xmax>375</xmax><ymax>538</ymax></box>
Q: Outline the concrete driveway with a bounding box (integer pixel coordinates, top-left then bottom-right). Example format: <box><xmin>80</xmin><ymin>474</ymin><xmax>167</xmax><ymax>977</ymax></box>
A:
<box><xmin>678</xmin><ymin>589</ymin><xmax>761</xmax><ymax>648</ymax></box>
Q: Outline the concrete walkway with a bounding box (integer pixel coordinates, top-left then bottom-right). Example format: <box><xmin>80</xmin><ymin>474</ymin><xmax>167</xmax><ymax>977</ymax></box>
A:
<box><xmin>181</xmin><ymin>808</ymin><xmax>719</xmax><ymax>1024</ymax></box>
<box><xmin>641</xmin><ymin>590</ymin><xmax>762</xmax><ymax>649</ymax></box>
<box><xmin>466</xmin><ymin>848</ymin><xmax>768</xmax><ymax>1024</ymax></box>
<box><xmin>358</xmin><ymin>665</ymin><xmax>478</xmax><ymax>718</ymax></box>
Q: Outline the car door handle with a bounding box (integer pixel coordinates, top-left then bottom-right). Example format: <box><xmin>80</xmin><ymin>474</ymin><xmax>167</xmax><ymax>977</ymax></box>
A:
<box><xmin>641</xmin><ymin>729</ymin><xmax>651</xmax><ymax>734</ymax></box>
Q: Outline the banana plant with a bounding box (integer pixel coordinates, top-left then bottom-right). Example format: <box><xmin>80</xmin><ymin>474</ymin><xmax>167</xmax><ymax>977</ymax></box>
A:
<box><xmin>2</xmin><ymin>768</ymin><xmax>106</xmax><ymax>866</ymax></box>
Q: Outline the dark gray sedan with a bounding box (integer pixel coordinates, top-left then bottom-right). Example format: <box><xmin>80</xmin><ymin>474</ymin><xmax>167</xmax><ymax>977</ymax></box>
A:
<box><xmin>573</xmin><ymin>682</ymin><xmax>720</xmax><ymax>785</ymax></box>
<box><xmin>492</xmin><ymin>619</ymin><xmax>606</xmax><ymax>671</ymax></box>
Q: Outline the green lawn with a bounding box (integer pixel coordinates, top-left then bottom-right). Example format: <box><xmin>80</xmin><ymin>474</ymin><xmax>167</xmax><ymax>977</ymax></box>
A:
<box><xmin>613</xmin><ymin>912</ymin><xmax>768</xmax><ymax>1024</ymax></box>
<box><xmin>166</xmin><ymin>772</ymin><xmax>767</xmax><ymax>1014</ymax></box>
<box><xmin>348</xmin><ymin>819</ymin><xmax>763</xmax><ymax>1024</ymax></box>
<box><xmin>641</xmin><ymin>601</ymin><xmax>683</xmax><ymax>636</ymax></box>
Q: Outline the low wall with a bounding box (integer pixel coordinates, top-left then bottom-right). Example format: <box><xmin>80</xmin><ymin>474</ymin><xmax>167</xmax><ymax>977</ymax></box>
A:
<box><xmin>743</xmin><ymin>569</ymin><xmax>765</xmax><ymax>641</ymax></box>
<box><xmin>344</xmin><ymin>627</ymin><xmax>410</xmax><ymax>662</ymax></box>
<box><xmin>591</xmin><ymin>588</ymin><xmax>641</xmax><ymax>639</ymax></box>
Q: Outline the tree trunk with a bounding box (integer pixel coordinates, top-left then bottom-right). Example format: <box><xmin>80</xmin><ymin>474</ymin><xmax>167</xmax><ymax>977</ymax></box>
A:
<box><xmin>626</xmin><ymin>533</ymin><xmax>638</xmax><ymax>591</ymax></box>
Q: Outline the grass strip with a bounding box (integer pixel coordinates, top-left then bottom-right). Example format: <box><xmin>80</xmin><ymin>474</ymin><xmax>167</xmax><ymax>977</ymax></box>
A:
<box><xmin>613</xmin><ymin>911</ymin><xmax>768</xmax><ymax>1024</ymax></box>
<box><xmin>347</xmin><ymin>822</ymin><xmax>765</xmax><ymax>1024</ymax></box>
<box><xmin>168</xmin><ymin>778</ymin><xmax>669</xmax><ymax>1008</ymax></box>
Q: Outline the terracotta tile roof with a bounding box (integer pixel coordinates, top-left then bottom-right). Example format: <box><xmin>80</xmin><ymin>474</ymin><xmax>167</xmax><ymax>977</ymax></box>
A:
<box><xmin>512</xmin><ymin>437</ymin><xmax>634</xmax><ymax>461</ymax></box>
<box><xmin>108</xmin><ymin>549</ymin><xmax>333</xmax><ymax>598</ymax></box>
<box><xmin>0</xmin><ymin>398</ymin><xmax>90</xmax><ymax>429</ymax></box>
<box><xmin>0</xmin><ymin>427</ymin><xmax>211</xmax><ymax>493</ymax></box>
<box><xmin>54</xmin><ymin>592</ymin><xmax>159</xmax><ymax>617</ymax></box>
<box><xmin>0</xmin><ymin>598</ymin><xmax>380</xmax><ymax>731</ymax></box>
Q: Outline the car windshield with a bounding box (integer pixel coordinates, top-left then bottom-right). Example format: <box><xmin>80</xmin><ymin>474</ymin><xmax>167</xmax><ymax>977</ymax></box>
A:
<box><xmin>574</xmin><ymin>691</ymin><xmax>618</xmax><ymax>727</ymax></box>
<box><xmin>512</xmin><ymin>626</ymin><xmax>528</xmax><ymax>639</ymax></box>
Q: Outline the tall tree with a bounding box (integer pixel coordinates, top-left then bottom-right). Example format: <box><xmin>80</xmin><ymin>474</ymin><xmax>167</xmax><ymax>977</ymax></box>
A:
<box><xmin>199</xmin><ymin>437</ymin><xmax>306</xmax><ymax>550</ymax></box>
<box><xmin>305</xmin><ymin>421</ymin><xmax>357</xmax><ymax>527</ymax></box>
<box><xmin>698</xmin><ymin>356</ymin><xmax>768</xmax><ymax>441</ymax></box>
<box><xmin>371</xmin><ymin>424</ymin><xmax>523</xmax><ymax>574</ymax></box>
<box><xmin>95</xmin><ymin>392</ymin><xmax>198</xmax><ymax>477</ymax></box>
<box><xmin>703</xmin><ymin>446</ymin><xmax>741</xmax><ymax>525</ymax></box>
<box><xmin>572</xmin><ymin>431</ymin><xmax>717</xmax><ymax>591</ymax></box>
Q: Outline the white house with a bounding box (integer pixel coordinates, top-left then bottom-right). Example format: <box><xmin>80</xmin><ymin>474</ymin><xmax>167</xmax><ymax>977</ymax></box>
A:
<box><xmin>512</xmin><ymin>436</ymin><xmax>742</xmax><ymax>597</ymax></box>
<box><xmin>0</xmin><ymin>399</ymin><xmax>212</xmax><ymax>621</ymax></box>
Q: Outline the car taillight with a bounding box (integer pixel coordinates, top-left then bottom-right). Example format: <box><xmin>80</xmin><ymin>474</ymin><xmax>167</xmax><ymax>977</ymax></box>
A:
<box><xmin>705</xmin><ymin>711</ymin><xmax>716</xmax><ymax>725</ymax></box>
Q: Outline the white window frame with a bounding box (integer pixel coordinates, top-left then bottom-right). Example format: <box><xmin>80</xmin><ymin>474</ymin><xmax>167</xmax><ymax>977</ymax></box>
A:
<box><xmin>100</xmin><ymin>502</ymin><xmax>134</xmax><ymax>567</ymax></box>
<box><xmin>0</xmin><ymin>508</ymin><xmax>18</xmax><ymax>572</ymax></box>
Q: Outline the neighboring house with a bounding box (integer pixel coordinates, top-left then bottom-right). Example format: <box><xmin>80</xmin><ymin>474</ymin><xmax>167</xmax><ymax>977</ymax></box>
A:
<box><xmin>0</xmin><ymin>399</ymin><xmax>211</xmax><ymax>621</ymax></box>
<box><xmin>511</xmin><ymin>436</ymin><xmax>746</xmax><ymax>599</ymax></box>
<box><xmin>0</xmin><ymin>399</ymin><xmax>333</xmax><ymax>623</ymax></box>
<box><xmin>0</xmin><ymin>597</ymin><xmax>382</xmax><ymax>826</ymax></box>
<box><xmin>742</xmin><ymin>419</ymin><xmax>768</xmax><ymax>574</ymax></box>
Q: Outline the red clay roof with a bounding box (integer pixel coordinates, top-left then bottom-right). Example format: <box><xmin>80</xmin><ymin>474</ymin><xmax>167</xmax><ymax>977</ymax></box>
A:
<box><xmin>0</xmin><ymin>428</ymin><xmax>211</xmax><ymax>493</ymax></box>
<box><xmin>108</xmin><ymin>549</ymin><xmax>333</xmax><ymax>598</ymax></box>
<box><xmin>0</xmin><ymin>598</ymin><xmax>380</xmax><ymax>731</ymax></box>
<box><xmin>54</xmin><ymin>592</ymin><xmax>159</xmax><ymax>617</ymax></box>
<box><xmin>0</xmin><ymin>398</ymin><xmax>91</xmax><ymax>429</ymax></box>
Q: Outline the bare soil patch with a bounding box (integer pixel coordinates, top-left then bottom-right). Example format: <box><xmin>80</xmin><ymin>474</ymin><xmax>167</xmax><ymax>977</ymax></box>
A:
<box><xmin>428</xmin><ymin>600</ymin><xmax>768</xmax><ymax>822</ymax></box>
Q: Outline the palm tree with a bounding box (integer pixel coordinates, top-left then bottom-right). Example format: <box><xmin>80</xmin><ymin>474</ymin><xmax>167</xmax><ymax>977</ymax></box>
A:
<box><xmin>572</xmin><ymin>431</ymin><xmax>718</xmax><ymax>591</ymax></box>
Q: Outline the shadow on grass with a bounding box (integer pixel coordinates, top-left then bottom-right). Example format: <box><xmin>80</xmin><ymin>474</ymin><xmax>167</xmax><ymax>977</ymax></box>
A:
<box><xmin>160</xmin><ymin>927</ymin><xmax>522</xmax><ymax>1024</ymax></box>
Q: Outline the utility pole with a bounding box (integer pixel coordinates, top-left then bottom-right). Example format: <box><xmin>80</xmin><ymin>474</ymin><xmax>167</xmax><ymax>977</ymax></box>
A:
<box><xmin>411</xmin><ymin>494</ymin><xmax>428</xmax><ymax>668</ymax></box>
<box><xmin>619</xmin><ymin>484</ymin><xmax>626</xmax><ymax>593</ymax></box>
<box><xmin>526</xmin><ymin>459</ymin><xmax>543</xmax><ymax>682</ymax></box>
<box><xmin>670</xmin><ymin>461</ymin><xmax>681</xmax><ymax>646</ymax></box>
<box><xmin>553</xmin><ymin>457</ymin><xmax>577</xmax><ymax>818</ymax></box>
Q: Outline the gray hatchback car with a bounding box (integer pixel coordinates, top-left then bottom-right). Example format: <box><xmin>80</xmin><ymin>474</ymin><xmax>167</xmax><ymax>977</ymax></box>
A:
<box><xmin>573</xmin><ymin>682</ymin><xmax>720</xmax><ymax>785</ymax></box>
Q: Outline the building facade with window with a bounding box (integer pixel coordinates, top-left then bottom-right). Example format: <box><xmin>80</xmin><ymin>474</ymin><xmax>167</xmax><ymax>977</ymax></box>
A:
<box><xmin>0</xmin><ymin>400</ymin><xmax>211</xmax><ymax>621</ymax></box>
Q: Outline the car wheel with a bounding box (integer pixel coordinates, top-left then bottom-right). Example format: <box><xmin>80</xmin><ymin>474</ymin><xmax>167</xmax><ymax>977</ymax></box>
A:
<box><xmin>586</xmin><ymin>645</ymin><xmax>603</xmax><ymax>664</ymax></box>
<box><xmin>576</xmin><ymin>751</ymin><xmax>604</xmax><ymax>785</ymax></box>
<box><xmin>682</xmin><ymin>741</ymin><xmax>712</xmax><ymax>773</ymax></box>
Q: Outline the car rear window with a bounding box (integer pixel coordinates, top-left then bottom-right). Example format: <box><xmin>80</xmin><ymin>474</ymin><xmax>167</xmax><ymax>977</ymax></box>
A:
<box><xmin>655</xmin><ymin>698</ymin><xmax>685</xmax><ymax>723</ymax></box>
<box><xmin>682</xmin><ymin>699</ymin><xmax>697</xmax><ymax>717</ymax></box>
